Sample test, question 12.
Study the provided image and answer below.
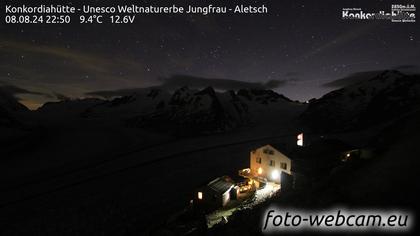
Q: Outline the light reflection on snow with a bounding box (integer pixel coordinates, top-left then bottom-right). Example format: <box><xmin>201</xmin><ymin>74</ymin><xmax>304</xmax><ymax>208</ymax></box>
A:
<box><xmin>245</xmin><ymin>182</ymin><xmax>280</xmax><ymax>208</ymax></box>
<box><xmin>206</xmin><ymin>182</ymin><xmax>280</xmax><ymax>228</ymax></box>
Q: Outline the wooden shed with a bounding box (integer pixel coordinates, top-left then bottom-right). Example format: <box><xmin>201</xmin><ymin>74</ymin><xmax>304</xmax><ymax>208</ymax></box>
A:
<box><xmin>194</xmin><ymin>176</ymin><xmax>236</xmax><ymax>210</ymax></box>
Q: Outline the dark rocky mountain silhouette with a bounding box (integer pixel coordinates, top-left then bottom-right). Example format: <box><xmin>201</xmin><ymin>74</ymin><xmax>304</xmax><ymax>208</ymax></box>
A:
<box><xmin>0</xmin><ymin>89</ymin><xmax>29</xmax><ymax>126</ymax></box>
<box><xmin>0</xmin><ymin>89</ymin><xmax>32</xmax><ymax>150</ymax></box>
<box><xmin>0</xmin><ymin>106</ymin><xmax>21</xmax><ymax>128</ymax></box>
<box><xmin>37</xmin><ymin>98</ymin><xmax>104</xmax><ymax>118</ymax></box>
<box><xmin>300</xmin><ymin>70</ymin><xmax>420</xmax><ymax>132</ymax></box>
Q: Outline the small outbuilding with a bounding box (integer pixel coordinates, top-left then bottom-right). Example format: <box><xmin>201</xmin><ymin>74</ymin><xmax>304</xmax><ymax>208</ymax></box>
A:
<box><xmin>194</xmin><ymin>176</ymin><xmax>236</xmax><ymax>210</ymax></box>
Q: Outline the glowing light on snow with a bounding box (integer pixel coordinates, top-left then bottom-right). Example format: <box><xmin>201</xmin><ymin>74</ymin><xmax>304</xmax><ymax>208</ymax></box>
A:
<box><xmin>251</xmin><ymin>182</ymin><xmax>280</xmax><ymax>206</ymax></box>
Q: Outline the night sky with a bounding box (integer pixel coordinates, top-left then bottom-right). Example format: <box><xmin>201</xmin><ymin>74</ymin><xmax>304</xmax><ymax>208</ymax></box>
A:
<box><xmin>1</xmin><ymin>0</ymin><xmax>419</xmax><ymax>109</ymax></box>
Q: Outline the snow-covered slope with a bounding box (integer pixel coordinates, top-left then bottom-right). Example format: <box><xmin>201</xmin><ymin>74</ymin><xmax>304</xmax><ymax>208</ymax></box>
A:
<box><xmin>125</xmin><ymin>87</ymin><xmax>301</xmax><ymax>135</ymax></box>
<box><xmin>37</xmin><ymin>98</ymin><xmax>104</xmax><ymax>119</ymax></box>
<box><xmin>300</xmin><ymin>70</ymin><xmax>420</xmax><ymax>132</ymax></box>
<box><xmin>129</xmin><ymin>87</ymin><xmax>249</xmax><ymax>135</ymax></box>
<box><xmin>83</xmin><ymin>88</ymin><xmax>171</xmax><ymax>119</ymax></box>
<box><xmin>236</xmin><ymin>88</ymin><xmax>302</xmax><ymax>125</ymax></box>
<box><xmin>23</xmin><ymin>86</ymin><xmax>302</xmax><ymax>139</ymax></box>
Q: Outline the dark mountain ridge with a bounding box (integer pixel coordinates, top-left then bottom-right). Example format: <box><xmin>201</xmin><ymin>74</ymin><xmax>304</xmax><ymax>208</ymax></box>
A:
<box><xmin>300</xmin><ymin>70</ymin><xmax>420</xmax><ymax>132</ymax></box>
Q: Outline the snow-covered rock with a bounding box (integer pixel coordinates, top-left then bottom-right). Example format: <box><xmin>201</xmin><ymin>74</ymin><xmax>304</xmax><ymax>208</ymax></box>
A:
<box><xmin>130</xmin><ymin>87</ymin><xmax>250</xmax><ymax>135</ymax></box>
<box><xmin>32</xmin><ymin>86</ymin><xmax>300</xmax><ymax>135</ymax></box>
<box><xmin>237</xmin><ymin>89</ymin><xmax>292</xmax><ymax>104</ymax></box>
<box><xmin>83</xmin><ymin>88</ymin><xmax>171</xmax><ymax>119</ymax></box>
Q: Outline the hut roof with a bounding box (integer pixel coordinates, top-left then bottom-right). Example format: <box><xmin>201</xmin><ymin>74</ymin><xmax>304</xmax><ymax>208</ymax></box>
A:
<box><xmin>207</xmin><ymin>176</ymin><xmax>234</xmax><ymax>194</ymax></box>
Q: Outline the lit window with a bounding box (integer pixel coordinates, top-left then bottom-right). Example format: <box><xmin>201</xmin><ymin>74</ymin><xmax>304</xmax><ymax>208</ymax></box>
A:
<box><xmin>269</xmin><ymin>160</ymin><xmax>275</xmax><ymax>166</ymax></box>
<box><xmin>280</xmin><ymin>162</ymin><xmax>287</xmax><ymax>170</ymax></box>
<box><xmin>263</xmin><ymin>148</ymin><xmax>273</xmax><ymax>154</ymax></box>
<box><xmin>258</xmin><ymin>167</ymin><xmax>263</xmax><ymax>175</ymax></box>
<box><xmin>198</xmin><ymin>192</ymin><xmax>203</xmax><ymax>200</ymax></box>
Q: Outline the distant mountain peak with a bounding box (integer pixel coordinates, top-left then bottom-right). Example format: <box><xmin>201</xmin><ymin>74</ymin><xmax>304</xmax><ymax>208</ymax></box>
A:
<box><xmin>195</xmin><ymin>86</ymin><xmax>217</xmax><ymax>97</ymax></box>
<box><xmin>237</xmin><ymin>88</ymin><xmax>292</xmax><ymax>104</ymax></box>
<box><xmin>370</xmin><ymin>70</ymin><xmax>405</xmax><ymax>82</ymax></box>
